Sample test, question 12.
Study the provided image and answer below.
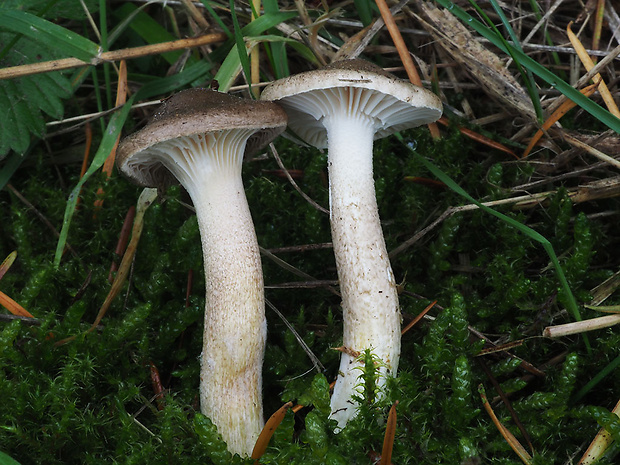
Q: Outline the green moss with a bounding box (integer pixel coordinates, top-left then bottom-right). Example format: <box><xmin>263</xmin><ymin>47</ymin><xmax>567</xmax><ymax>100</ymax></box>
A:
<box><xmin>0</xmin><ymin>66</ymin><xmax>618</xmax><ymax>465</ymax></box>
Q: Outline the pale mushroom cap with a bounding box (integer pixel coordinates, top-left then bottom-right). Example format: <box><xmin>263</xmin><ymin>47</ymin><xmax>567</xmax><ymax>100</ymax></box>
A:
<box><xmin>117</xmin><ymin>88</ymin><xmax>288</xmax><ymax>188</ymax></box>
<box><xmin>260</xmin><ymin>59</ymin><xmax>443</xmax><ymax>148</ymax></box>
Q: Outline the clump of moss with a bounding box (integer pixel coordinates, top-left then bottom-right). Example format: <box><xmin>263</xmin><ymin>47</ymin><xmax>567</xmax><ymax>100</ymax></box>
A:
<box><xmin>1</xmin><ymin>97</ymin><xmax>618</xmax><ymax>465</ymax></box>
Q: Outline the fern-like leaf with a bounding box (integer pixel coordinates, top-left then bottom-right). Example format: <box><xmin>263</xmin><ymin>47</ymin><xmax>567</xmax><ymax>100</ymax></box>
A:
<box><xmin>0</xmin><ymin>3</ymin><xmax>99</xmax><ymax>158</ymax></box>
<box><xmin>0</xmin><ymin>34</ymin><xmax>74</xmax><ymax>157</ymax></box>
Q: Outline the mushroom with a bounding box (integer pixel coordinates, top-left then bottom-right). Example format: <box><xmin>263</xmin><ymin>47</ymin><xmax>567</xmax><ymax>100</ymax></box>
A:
<box><xmin>261</xmin><ymin>59</ymin><xmax>442</xmax><ymax>429</ymax></box>
<box><xmin>116</xmin><ymin>88</ymin><xmax>288</xmax><ymax>456</ymax></box>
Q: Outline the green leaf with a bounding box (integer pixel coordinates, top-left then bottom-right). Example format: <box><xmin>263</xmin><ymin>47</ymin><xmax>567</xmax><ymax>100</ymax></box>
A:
<box><xmin>298</xmin><ymin>374</ymin><xmax>332</xmax><ymax>417</ymax></box>
<box><xmin>0</xmin><ymin>0</ymin><xmax>99</xmax><ymax>20</ymax></box>
<box><xmin>229</xmin><ymin>0</ymin><xmax>252</xmax><ymax>95</ymax></box>
<box><xmin>0</xmin><ymin>151</ymin><xmax>28</xmax><ymax>190</ymax></box>
<box><xmin>571</xmin><ymin>353</ymin><xmax>620</xmax><ymax>403</ymax></box>
<box><xmin>107</xmin><ymin>1</ymin><xmax>153</xmax><ymax>46</ymax></box>
<box><xmin>0</xmin><ymin>8</ymin><xmax>99</xmax><ymax>61</ymax></box>
<box><xmin>354</xmin><ymin>0</ymin><xmax>374</xmax><ymax>27</ymax></box>
<box><xmin>8</xmin><ymin>79</ymin><xmax>45</xmax><ymax>137</ymax></box>
<box><xmin>0</xmin><ymin>4</ymin><xmax>88</xmax><ymax>159</ymax></box>
<box><xmin>199</xmin><ymin>1</ymin><xmax>232</xmax><ymax>38</ymax></box>
<box><xmin>262</xmin><ymin>0</ymin><xmax>290</xmax><ymax>78</ymax></box>
<box><xmin>53</xmin><ymin>97</ymin><xmax>136</xmax><ymax>268</ymax></box>
<box><xmin>241</xmin><ymin>11</ymin><xmax>299</xmax><ymax>36</ymax></box>
<box><xmin>0</xmin><ymin>450</ymin><xmax>21</xmax><ymax>465</ymax></box>
<box><xmin>0</xmin><ymin>70</ymin><xmax>73</xmax><ymax>156</ymax></box>
<box><xmin>19</xmin><ymin>73</ymin><xmax>63</xmax><ymax>118</ymax></box>
<box><xmin>0</xmin><ymin>85</ymin><xmax>23</xmax><ymax>155</ymax></box>
<box><xmin>304</xmin><ymin>410</ymin><xmax>329</xmax><ymax>453</ymax></box>
<box><xmin>0</xmin><ymin>29</ymin><xmax>75</xmax><ymax>156</ymax></box>
<box><xmin>214</xmin><ymin>11</ymin><xmax>299</xmax><ymax>92</ymax></box>
<box><xmin>193</xmin><ymin>414</ymin><xmax>241</xmax><ymax>465</ymax></box>
<box><xmin>215</xmin><ymin>35</ymin><xmax>304</xmax><ymax>93</ymax></box>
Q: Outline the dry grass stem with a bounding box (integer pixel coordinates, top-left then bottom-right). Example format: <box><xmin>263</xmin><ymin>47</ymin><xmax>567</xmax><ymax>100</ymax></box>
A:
<box><xmin>543</xmin><ymin>314</ymin><xmax>620</xmax><ymax>338</ymax></box>
<box><xmin>375</xmin><ymin>0</ymin><xmax>440</xmax><ymax>138</ymax></box>
<box><xmin>391</xmin><ymin>177</ymin><xmax>620</xmax><ymax>257</ymax></box>
<box><xmin>0</xmin><ymin>32</ymin><xmax>228</xmax><ymax>80</ymax></box>
<box><xmin>589</xmin><ymin>270</ymin><xmax>620</xmax><ymax>306</ymax></box>
<box><xmin>268</xmin><ymin>143</ymin><xmax>329</xmax><ymax>214</ymax></box>
<box><xmin>567</xmin><ymin>22</ymin><xmax>620</xmax><ymax>117</ymax></box>
<box><xmin>563</xmin><ymin>133</ymin><xmax>620</xmax><ymax>170</ymax></box>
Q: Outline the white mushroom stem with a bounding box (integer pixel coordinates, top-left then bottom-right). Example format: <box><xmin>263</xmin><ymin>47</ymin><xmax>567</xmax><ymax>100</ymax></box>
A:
<box><xmin>261</xmin><ymin>61</ymin><xmax>442</xmax><ymax>430</ymax></box>
<box><xmin>151</xmin><ymin>130</ymin><xmax>266</xmax><ymax>456</ymax></box>
<box><xmin>324</xmin><ymin>112</ymin><xmax>401</xmax><ymax>429</ymax></box>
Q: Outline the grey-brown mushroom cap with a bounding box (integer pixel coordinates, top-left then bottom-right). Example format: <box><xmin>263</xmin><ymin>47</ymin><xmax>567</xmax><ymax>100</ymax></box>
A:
<box><xmin>116</xmin><ymin>88</ymin><xmax>288</xmax><ymax>188</ymax></box>
<box><xmin>260</xmin><ymin>59</ymin><xmax>443</xmax><ymax>148</ymax></box>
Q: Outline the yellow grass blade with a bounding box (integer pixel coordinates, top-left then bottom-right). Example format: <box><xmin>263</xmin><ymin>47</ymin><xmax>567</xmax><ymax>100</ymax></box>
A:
<box><xmin>567</xmin><ymin>22</ymin><xmax>620</xmax><ymax>118</ymax></box>
<box><xmin>522</xmin><ymin>83</ymin><xmax>598</xmax><ymax>158</ymax></box>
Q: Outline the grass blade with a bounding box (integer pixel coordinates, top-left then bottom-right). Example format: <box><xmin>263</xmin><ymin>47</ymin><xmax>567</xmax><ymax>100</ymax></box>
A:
<box><xmin>355</xmin><ymin>0</ymin><xmax>374</xmax><ymax>27</ymax></box>
<box><xmin>242</xmin><ymin>11</ymin><xmax>298</xmax><ymax>35</ymax></box>
<box><xmin>471</xmin><ymin>0</ymin><xmax>543</xmax><ymax>122</ymax></box>
<box><xmin>434</xmin><ymin>0</ymin><xmax>620</xmax><ymax>133</ymax></box>
<box><xmin>0</xmin><ymin>9</ymin><xmax>99</xmax><ymax>61</ymax></box>
<box><xmin>199</xmin><ymin>0</ymin><xmax>232</xmax><ymax>38</ymax></box>
<box><xmin>113</xmin><ymin>3</ymin><xmax>183</xmax><ymax>65</ymax></box>
<box><xmin>397</xmin><ymin>134</ymin><xmax>589</xmax><ymax>350</ymax></box>
<box><xmin>54</xmin><ymin>97</ymin><xmax>135</xmax><ymax>268</ymax></box>
<box><xmin>214</xmin><ymin>11</ymin><xmax>300</xmax><ymax>91</ymax></box>
<box><xmin>572</xmin><ymin>354</ymin><xmax>620</xmax><ymax>403</ymax></box>
<box><xmin>216</xmin><ymin>35</ymin><xmax>308</xmax><ymax>92</ymax></box>
<box><xmin>263</xmin><ymin>0</ymin><xmax>289</xmax><ymax>78</ymax></box>
<box><xmin>229</xmin><ymin>0</ymin><xmax>253</xmax><ymax>95</ymax></box>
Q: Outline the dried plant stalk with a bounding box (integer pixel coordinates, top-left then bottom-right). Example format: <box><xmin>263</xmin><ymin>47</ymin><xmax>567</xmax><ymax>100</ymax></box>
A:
<box><xmin>543</xmin><ymin>314</ymin><xmax>620</xmax><ymax>338</ymax></box>
<box><xmin>0</xmin><ymin>32</ymin><xmax>228</xmax><ymax>80</ymax></box>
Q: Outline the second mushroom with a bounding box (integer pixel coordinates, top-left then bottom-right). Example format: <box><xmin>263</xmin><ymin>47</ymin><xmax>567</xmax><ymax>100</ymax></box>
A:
<box><xmin>116</xmin><ymin>89</ymin><xmax>288</xmax><ymax>456</ymax></box>
<box><xmin>261</xmin><ymin>59</ymin><xmax>443</xmax><ymax>429</ymax></box>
